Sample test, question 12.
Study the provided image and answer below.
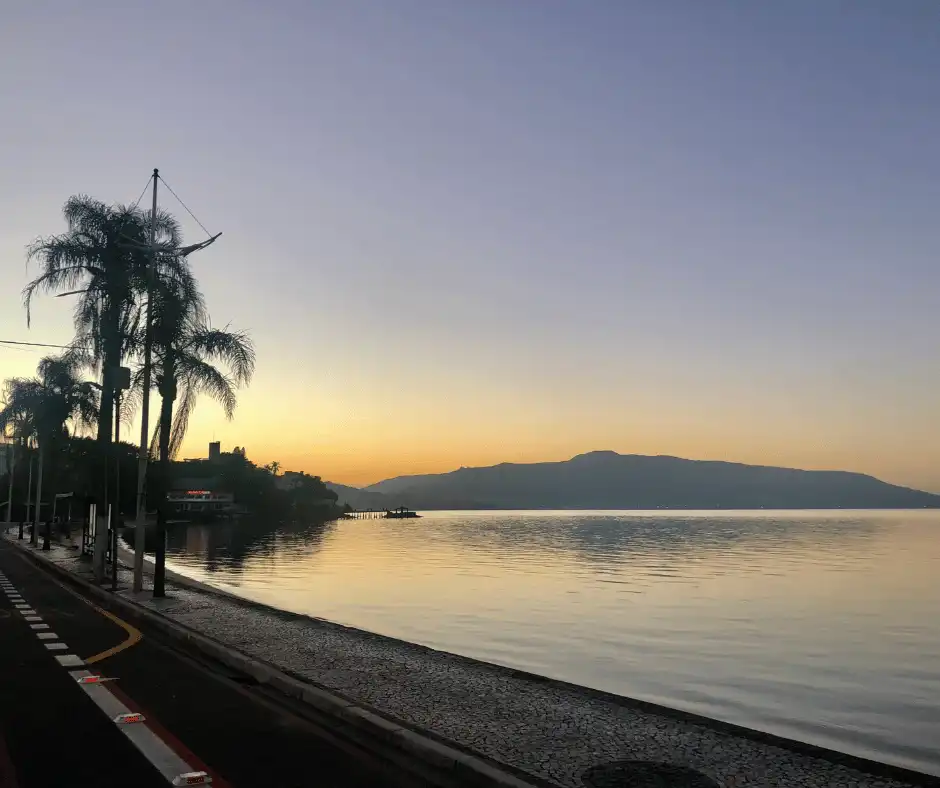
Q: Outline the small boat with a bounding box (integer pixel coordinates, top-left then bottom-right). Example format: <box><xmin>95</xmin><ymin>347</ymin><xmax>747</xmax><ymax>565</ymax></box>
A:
<box><xmin>384</xmin><ymin>507</ymin><xmax>421</xmax><ymax>519</ymax></box>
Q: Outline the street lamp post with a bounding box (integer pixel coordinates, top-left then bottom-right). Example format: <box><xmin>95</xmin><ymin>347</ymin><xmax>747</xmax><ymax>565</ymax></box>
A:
<box><xmin>133</xmin><ymin>168</ymin><xmax>159</xmax><ymax>594</ymax></box>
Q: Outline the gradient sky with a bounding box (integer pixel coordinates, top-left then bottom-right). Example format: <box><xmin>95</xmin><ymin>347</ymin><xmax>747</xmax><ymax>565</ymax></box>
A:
<box><xmin>1</xmin><ymin>1</ymin><xmax>939</xmax><ymax>490</ymax></box>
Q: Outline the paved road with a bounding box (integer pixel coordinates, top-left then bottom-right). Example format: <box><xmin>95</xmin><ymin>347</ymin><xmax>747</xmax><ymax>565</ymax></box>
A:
<box><xmin>0</xmin><ymin>540</ymin><xmax>408</xmax><ymax>788</ymax></box>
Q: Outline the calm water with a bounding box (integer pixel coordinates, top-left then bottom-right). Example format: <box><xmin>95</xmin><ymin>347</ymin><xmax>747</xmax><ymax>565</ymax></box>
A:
<box><xmin>163</xmin><ymin>510</ymin><xmax>940</xmax><ymax>775</ymax></box>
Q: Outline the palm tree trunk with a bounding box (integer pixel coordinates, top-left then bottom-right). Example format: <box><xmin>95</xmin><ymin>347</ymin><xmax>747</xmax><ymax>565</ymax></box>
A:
<box><xmin>42</xmin><ymin>438</ymin><xmax>58</xmax><ymax>551</ymax></box>
<box><xmin>23</xmin><ymin>446</ymin><xmax>33</xmax><ymax>540</ymax></box>
<box><xmin>153</xmin><ymin>364</ymin><xmax>175</xmax><ymax>597</ymax></box>
<box><xmin>32</xmin><ymin>445</ymin><xmax>43</xmax><ymax>546</ymax></box>
<box><xmin>6</xmin><ymin>442</ymin><xmax>14</xmax><ymax>525</ymax></box>
<box><xmin>97</xmin><ymin>313</ymin><xmax>121</xmax><ymax>525</ymax></box>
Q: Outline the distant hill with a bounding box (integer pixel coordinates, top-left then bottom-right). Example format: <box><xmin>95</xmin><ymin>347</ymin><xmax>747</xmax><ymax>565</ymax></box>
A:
<box><xmin>355</xmin><ymin>451</ymin><xmax>940</xmax><ymax>510</ymax></box>
<box><xmin>324</xmin><ymin>482</ymin><xmax>392</xmax><ymax>511</ymax></box>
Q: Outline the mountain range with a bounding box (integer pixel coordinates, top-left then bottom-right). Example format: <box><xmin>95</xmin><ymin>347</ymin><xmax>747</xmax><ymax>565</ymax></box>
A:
<box><xmin>327</xmin><ymin>451</ymin><xmax>940</xmax><ymax>510</ymax></box>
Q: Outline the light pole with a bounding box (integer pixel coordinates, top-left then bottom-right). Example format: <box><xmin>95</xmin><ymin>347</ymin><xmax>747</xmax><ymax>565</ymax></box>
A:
<box><xmin>133</xmin><ymin>168</ymin><xmax>159</xmax><ymax>593</ymax></box>
<box><xmin>112</xmin><ymin>367</ymin><xmax>130</xmax><ymax>590</ymax></box>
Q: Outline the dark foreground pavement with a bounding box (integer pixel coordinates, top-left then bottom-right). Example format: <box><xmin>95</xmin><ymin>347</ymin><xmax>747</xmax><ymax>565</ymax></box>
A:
<box><xmin>0</xmin><ymin>539</ymin><xmax>409</xmax><ymax>788</ymax></box>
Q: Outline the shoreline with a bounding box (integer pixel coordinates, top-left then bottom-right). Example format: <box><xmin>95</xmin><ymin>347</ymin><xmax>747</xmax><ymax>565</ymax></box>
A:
<box><xmin>107</xmin><ymin>538</ymin><xmax>938</xmax><ymax>786</ymax></box>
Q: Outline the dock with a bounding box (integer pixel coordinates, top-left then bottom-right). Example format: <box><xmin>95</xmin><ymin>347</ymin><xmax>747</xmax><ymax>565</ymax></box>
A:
<box><xmin>343</xmin><ymin>509</ymin><xmax>386</xmax><ymax>519</ymax></box>
<box><xmin>343</xmin><ymin>507</ymin><xmax>421</xmax><ymax>520</ymax></box>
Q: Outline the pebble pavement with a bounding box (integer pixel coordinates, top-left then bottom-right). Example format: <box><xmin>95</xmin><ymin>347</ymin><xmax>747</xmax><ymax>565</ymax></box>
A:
<box><xmin>16</xmin><ymin>537</ymin><xmax>933</xmax><ymax>788</ymax></box>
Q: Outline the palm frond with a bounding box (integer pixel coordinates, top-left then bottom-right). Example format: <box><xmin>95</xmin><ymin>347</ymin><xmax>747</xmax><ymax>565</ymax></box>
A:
<box><xmin>184</xmin><ymin>325</ymin><xmax>255</xmax><ymax>385</ymax></box>
<box><xmin>177</xmin><ymin>357</ymin><xmax>238</xmax><ymax>419</ymax></box>
<box><xmin>167</xmin><ymin>385</ymin><xmax>197</xmax><ymax>460</ymax></box>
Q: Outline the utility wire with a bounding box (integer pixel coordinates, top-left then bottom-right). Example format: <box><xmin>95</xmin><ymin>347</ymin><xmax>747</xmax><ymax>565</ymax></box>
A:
<box><xmin>130</xmin><ymin>173</ymin><xmax>155</xmax><ymax>211</ymax></box>
<box><xmin>0</xmin><ymin>339</ymin><xmax>89</xmax><ymax>350</ymax></box>
<box><xmin>158</xmin><ymin>175</ymin><xmax>214</xmax><ymax>239</ymax></box>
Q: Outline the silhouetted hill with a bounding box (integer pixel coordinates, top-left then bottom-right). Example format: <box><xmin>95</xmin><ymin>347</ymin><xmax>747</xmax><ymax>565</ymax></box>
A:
<box><xmin>361</xmin><ymin>451</ymin><xmax>940</xmax><ymax>510</ymax></box>
<box><xmin>325</xmin><ymin>482</ymin><xmax>393</xmax><ymax>511</ymax></box>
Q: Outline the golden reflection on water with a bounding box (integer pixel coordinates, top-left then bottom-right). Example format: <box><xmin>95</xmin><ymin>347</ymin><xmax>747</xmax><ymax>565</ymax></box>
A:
<box><xmin>165</xmin><ymin>510</ymin><xmax>940</xmax><ymax>775</ymax></box>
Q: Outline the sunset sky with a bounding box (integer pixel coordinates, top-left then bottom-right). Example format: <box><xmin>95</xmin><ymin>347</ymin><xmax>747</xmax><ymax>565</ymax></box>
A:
<box><xmin>1</xmin><ymin>2</ymin><xmax>938</xmax><ymax>491</ymax></box>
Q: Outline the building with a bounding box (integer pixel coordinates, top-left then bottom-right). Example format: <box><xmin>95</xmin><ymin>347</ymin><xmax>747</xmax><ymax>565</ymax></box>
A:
<box><xmin>166</xmin><ymin>477</ymin><xmax>236</xmax><ymax>516</ymax></box>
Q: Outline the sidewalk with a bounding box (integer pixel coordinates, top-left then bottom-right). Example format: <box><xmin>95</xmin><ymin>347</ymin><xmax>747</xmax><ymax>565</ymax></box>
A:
<box><xmin>0</xmin><ymin>536</ymin><xmax>405</xmax><ymax>788</ymax></box>
<box><xmin>6</xmin><ymin>529</ymin><xmax>936</xmax><ymax>788</ymax></box>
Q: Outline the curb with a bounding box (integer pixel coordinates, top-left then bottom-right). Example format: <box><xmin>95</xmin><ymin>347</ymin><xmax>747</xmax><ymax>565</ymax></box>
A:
<box><xmin>4</xmin><ymin>536</ymin><xmax>554</xmax><ymax>788</ymax></box>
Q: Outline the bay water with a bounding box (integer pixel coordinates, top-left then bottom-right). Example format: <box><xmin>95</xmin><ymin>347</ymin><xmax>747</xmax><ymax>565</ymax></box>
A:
<box><xmin>163</xmin><ymin>509</ymin><xmax>940</xmax><ymax>775</ymax></box>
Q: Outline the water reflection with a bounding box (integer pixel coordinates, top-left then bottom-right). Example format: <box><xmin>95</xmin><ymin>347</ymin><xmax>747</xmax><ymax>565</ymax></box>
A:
<box><xmin>164</xmin><ymin>510</ymin><xmax>940</xmax><ymax>775</ymax></box>
<box><xmin>166</xmin><ymin>517</ymin><xmax>336</xmax><ymax>578</ymax></box>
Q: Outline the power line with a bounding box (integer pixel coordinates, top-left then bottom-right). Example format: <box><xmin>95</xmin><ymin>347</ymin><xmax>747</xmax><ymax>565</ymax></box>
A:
<box><xmin>130</xmin><ymin>173</ymin><xmax>155</xmax><ymax>211</ymax></box>
<box><xmin>0</xmin><ymin>339</ymin><xmax>88</xmax><ymax>350</ymax></box>
<box><xmin>158</xmin><ymin>175</ymin><xmax>214</xmax><ymax>239</ymax></box>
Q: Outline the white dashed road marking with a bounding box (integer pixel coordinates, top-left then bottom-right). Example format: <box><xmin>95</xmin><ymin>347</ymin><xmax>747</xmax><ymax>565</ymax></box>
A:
<box><xmin>2</xmin><ymin>558</ymin><xmax>211</xmax><ymax>785</ymax></box>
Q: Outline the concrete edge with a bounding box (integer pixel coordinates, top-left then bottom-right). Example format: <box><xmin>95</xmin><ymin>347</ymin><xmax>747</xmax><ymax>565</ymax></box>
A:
<box><xmin>9</xmin><ymin>534</ymin><xmax>940</xmax><ymax>788</ymax></box>
<box><xmin>4</xmin><ymin>536</ymin><xmax>555</xmax><ymax>788</ymax></box>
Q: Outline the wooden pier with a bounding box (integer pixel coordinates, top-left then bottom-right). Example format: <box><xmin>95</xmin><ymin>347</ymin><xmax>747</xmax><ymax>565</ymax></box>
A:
<box><xmin>343</xmin><ymin>507</ymin><xmax>421</xmax><ymax>520</ymax></box>
<box><xmin>343</xmin><ymin>509</ymin><xmax>386</xmax><ymax>519</ymax></box>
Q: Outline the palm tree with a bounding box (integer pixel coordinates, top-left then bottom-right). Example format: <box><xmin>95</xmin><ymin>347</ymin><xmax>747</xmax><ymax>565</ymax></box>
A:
<box><xmin>134</xmin><ymin>270</ymin><xmax>254</xmax><ymax>595</ymax></box>
<box><xmin>24</xmin><ymin>195</ymin><xmax>187</xmax><ymax>452</ymax></box>
<box><xmin>0</xmin><ymin>356</ymin><xmax>98</xmax><ymax>548</ymax></box>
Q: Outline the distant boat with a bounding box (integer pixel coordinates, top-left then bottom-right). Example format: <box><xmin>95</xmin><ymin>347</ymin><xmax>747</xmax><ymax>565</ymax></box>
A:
<box><xmin>384</xmin><ymin>507</ymin><xmax>420</xmax><ymax>519</ymax></box>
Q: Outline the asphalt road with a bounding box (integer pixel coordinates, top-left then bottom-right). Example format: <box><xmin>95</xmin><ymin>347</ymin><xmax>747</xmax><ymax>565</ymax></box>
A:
<box><xmin>0</xmin><ymin>539</ymin><xmax>408</xmax><ymax>788</ymax></box>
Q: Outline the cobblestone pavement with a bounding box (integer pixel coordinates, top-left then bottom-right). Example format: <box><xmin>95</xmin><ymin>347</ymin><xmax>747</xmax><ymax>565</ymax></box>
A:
<box><xmin>16</xmin><ymin>535</ymin><xmax>935</xmax><ymax>788</ymax></box>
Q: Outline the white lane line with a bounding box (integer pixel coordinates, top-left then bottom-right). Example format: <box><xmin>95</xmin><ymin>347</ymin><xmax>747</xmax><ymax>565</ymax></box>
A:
<box><xmin>44</xmin><ymin>643</ymin><xmax>68</xmax><ymax>651</ymax></box>
<box><xmin>55</xmin><ymin>654</ymin><xmax>84</xmax><ymax>667</ymax></box>
<box><xmin>24</xmin><ymin>615</ymin><xmax>42</xmax><ymax>622</ymax></box>
<box><xmin>30</xmin><ymin>623</ymin><xmax>49</xmax><ymax>630</ymax></box>
<box><xmin>17</xmin><ymin>609</ymin><xmax>37</xmax><ymax>615</ymax></box>
<box><xmin>13</xmin><ymin>603</ymin><xmax>30</xmax><ymax>609</ymax></box>
<box><xmin>37</xmin><ymin>632</ymin><xmax>58</xmax><ymax>640</ymax></box>
<box><xmin>67</xmin><ymin>669</ymin><xmax>205</xmax><ymax>784</ymax></box>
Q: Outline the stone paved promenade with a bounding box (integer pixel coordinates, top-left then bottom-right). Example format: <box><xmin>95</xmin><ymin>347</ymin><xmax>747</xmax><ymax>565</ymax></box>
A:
<box><xmin>16</xmin><ymin>534</ymin><xmax>936</xmax><ymax>788</ymax></box>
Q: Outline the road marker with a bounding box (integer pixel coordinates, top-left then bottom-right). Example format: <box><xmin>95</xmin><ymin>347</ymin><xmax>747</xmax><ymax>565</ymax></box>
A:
<box><xmin>75</xmin><ymin>674</ymin><xmax>117</xmax><ymax>685</ymax></box>
<box><xmin>24</xmin><ymin>615</ymin><xmax>41</xmax><ymax>622</ymax></box>
<box><xmin>45</xmin><ymin>642</ymin><xmax>68</xmax><ymax>651</ymax></box>
<box><xmin>114</xmin><ymin>712</ymin><xmax>145</xmax><ymax>725</ymax></box>
<box><xmin>30</xmin><ymin>623</ymin><xmax>49</xmax><ymax>630</ymax></box>
<box><xmin>55</xmin><ymin>654</ymin><xmax>84</xmax><ymax>667</ymax></box>
<box><xmin>173</xmin><ymin>772</ymin><xmax>212</xmax><ymax>786</ymax></box>
<box><xmin>37</xmin><ymin>632</ymin><xmax>58</xmax><ymax>640</ymax></box>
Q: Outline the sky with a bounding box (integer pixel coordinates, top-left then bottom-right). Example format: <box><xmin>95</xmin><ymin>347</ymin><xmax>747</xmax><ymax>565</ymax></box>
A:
<box><xmin>1</xmin><ymin>1</ymin><xmax>939</xmax><ymax>490</ymax></box>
